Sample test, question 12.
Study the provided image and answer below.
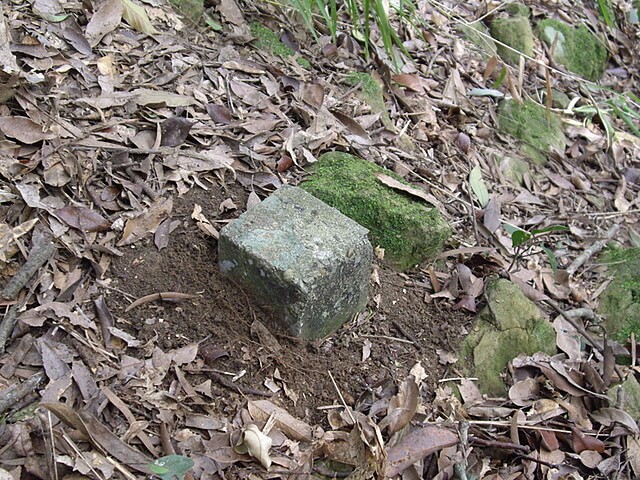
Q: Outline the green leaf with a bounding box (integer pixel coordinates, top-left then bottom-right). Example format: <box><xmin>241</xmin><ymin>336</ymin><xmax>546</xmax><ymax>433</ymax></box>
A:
<box><xmin>149</xmin><ymin>455</ymin><xmax>194</xmax><ymax>480</ymax></box>
<box><xmin>597</xmin><ymin>0</ymin><xmax>616</xmax><ymax>28</ymax></box>
<box><xmin>530</xmin><ymin>225</ymin><xmax>569</xmax><ymax>235</ymax></box>
<box><xmin>541</xmin><ymin>244</ymin><xmax>559</xmax><ymax>273</ymax></box>
<box><xmin>511</xmin><ymin>230</ymin><xmax>532</xmax><ymax>248</ymax></box>
<box><xmin>492</xmin><ymin>66</ymin><xmax>508</xmax><ymax>89</ymax></box>
<box><xmin>469</xmin><ymin>165</ymin><xmax>489</xmax><ymax>208</ymax></box>
<box><xmin>120</xmin><ymin>0</ymin><xmax>159</xmax><ymax>34</ymax></box>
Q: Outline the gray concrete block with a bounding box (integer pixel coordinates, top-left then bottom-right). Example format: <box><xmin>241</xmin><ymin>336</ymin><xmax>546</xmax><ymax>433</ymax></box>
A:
<box><xmin>219</xmin><ymin>186</ymin><xmax>372</xmax><ymax>339</ymax></box>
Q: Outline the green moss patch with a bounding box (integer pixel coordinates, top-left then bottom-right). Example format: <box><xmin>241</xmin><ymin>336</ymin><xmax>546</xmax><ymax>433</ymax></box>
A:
<box><xmin>301</xmin><ymin>152</ymin><xmax>450</xmax><ymax>270</ymax></box>
<box><xmin>600</xmin><ymin>247</ymin><xmax>640</xmax><ymax>342</ymax></box>
<box><xmin>536</xmin><ymin>19</ymin><xmax>608</xmax><ymax>81</ymax></box>
<box><xmin>250</xmin><ymin>22</ymin><xmax>311</xmax><ymax>69</ymax></box>
<box><xmin>345</xmin><ymin>72</ymin><xmax>392</xmax><ymax>129</ymax></box>
<box><xmin>497</xmin><ymin>99</ymin><xmax>565</xmax><ymax>164</ymax></box>
<box><xmin>462</xmin><ymin>279</ymin><xmax>556</xmax><ymax>395</ymax></box>
<box><xmin>490</xmin><ymin>16</ymin><xmax>534</xmax><ymax>64</ymax></box>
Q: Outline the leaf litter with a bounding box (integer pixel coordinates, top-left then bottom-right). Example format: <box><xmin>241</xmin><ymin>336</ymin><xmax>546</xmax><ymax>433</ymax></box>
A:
<box><xmin>0</xmin><ymin>0</ymin><xmax>639</xmax><ymax>478</ymax></box>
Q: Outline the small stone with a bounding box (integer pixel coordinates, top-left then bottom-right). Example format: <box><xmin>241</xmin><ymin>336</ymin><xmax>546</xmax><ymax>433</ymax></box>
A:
<box><xmin>218</xmin><ymin>186</ymin><xmax>372</xmax><ymax>339</ymax></box>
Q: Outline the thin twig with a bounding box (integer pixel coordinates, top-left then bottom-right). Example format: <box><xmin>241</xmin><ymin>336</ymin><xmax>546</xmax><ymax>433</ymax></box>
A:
<box><xmin>0</xmin><ymin>370</ymin><xmax>47</xmax><ymax>416</ymax></box>
<box><xmin>2</xmin><ymin>239</ymin><xmax>57</xmax><ymax>301</ymax></box>
<box><xmin>0</xmin><ymin>304</ymin><xmax>18</xmax><ymax>355</ymax></box>
<box><xmin>566</xmin><ymin>224</ymin><xmax>620</xmax><ymax>277</ymax></box>
<box><xmin>470</xmin><ymin>437</ymin><xmax>530</xmax><ymax>453</ymax></box>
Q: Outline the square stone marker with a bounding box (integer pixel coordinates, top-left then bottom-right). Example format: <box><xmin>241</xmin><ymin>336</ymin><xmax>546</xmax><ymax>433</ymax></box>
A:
<box><xmin>218</xmin><ymin>185</ymin><xmax>372</xmax><ymax>339</ymax></box>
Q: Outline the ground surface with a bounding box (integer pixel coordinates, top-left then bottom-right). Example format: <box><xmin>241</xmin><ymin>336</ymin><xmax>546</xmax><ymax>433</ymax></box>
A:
<box><xmin>108</xmin><ymin>182</ymin><xmax>469</xmax><ymax>426</ymax></box>
<box><xmin>1</xmin><ymin>0</ymin><xmax>640</xmax><ymax>478</ymax></box>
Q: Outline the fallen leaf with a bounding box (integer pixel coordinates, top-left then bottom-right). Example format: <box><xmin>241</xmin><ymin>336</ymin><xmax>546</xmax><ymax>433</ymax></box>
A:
<box><xmin>248</xmin><ymin>400</ymin><xmax>313</xmax><ymax>442</ymax></box>
<box><xmin>85</xmin><ymin>0</ymin><xmax>123</xmax><ymax>46</ymax></box>
<box><xmin>55</xmin><ymin>206</ymin><xmax>111</xmax><ymax>232</ymax></box>
<box><xmin>118</xmin><ymin>197</ymin><xmax>173</xmax><ymax>246</ymax></box>
<box><xmin>375</xmin><ymin>173</ymin><xmax>442</xmax><ymax>208</ymax></box>
<box><xmin>120</xmin><ymin>0</ymin><xmax>158</xmax><ymax>34</ymax></box>
<box><xmin>160</xmin><ymin>117</ymin><xmax>194</xmax><ymax>147</ymax></box>
<box><xmin>379</xmin><ymin>376</ymin><xmax>418</xmax><ymax>434</ymax></box>
<box><xmin>0</xmin><ymin>116</ymin><xmax>57</xmax><ymax>144</ymax></box>
<box><xmin>383</xmin><ymin>426</ymin><xmax>458</xmax><ymax>477</ymax></box>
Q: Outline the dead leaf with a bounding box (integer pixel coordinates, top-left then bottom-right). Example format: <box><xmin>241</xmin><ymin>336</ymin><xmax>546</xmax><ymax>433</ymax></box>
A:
<box><xmin>160</xmin><ymin>117</ymin><xmax>194</xmax><ymax>147</ymax></box>
<box><xmin>85</xmin><ymin>0</ymin><xmax>123</xmax><ymax>47</ymax></box>
<box><xmin>118</xmin><ymin>197</ymin><xmax>173</xmax><ymax>246</ymax></box>
<box><xmin>379</xmin><ymin>376</ymin><xmax>418</xmax><ymax>435</ymax></box>
<box><xmin>55</xmin><ymin>206</ymin><xmax>110</xmax><ymax>232</ymax></box>
<box><xmin>218</xmin><ymin>0</ymin><xmax>245</xmax><ymax>26</ymax></box>
<box><xmin>374</xmin><ymin>173</ymin><xmax>442</xmax><ymax>209</ymax></box>
<box><xmin>383</xmin><ymin>426</ymin><xmax>458</xmax><ymax>477</ymax></box>
<box><xmin>248</xmin><ymin>400</ymin><xmax>313</xmax><ymax>442</ymax></box>
<box><xmin>0</xmin><ymin>116</ymin><xmax>57</xmax><ymax>144</ymax></box>
<box><xmin>120</xmin><ymin>0</ymin><xmax>158</xmax><ymax>34</ymax></box>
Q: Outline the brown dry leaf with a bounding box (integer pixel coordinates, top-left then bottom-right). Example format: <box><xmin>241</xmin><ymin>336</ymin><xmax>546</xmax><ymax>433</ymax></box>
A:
<box><xmin>55</xmin><ymin>206</ymin><xmax>111</xmax><ymax>232</ymax></box>
<box><xmin>614</xmin><ymin>176</ymin><xmax>631</xmax><ymax>212</ymax></box>
<box><xmin>571</xmin><ymin>426</ymin><xmax>605</xmax><ymax>453</ymax></box>
<box><xmin>118</xmin><ymin>197</ymin><xmax>173</xmax><ymax>246</ymax></box>
<box><xmin>42</xmin><ymin>402</ymin><xmax>152</xmax><ymax>474</ymax></box>
<box><xmin>218</xmin><ymin>0</ymin><xmax>245</xmax><ymax>26</ymax></box>
<box><xmin>206</xmin><ymin>103</ymin><xmax>233</xmax><ymax>123</ymax></box>
<box><xmin>508</xmin><ymin>378</ymin><xmax>540</xmax><ymax>407</ymax></box>
<box><xmin>330</xmin><ymin>109</ymin><xmax>371</xmax><ymax>143</ymax></box>
<box><xmin>300</xmin><ymin>82</ymin><xmax>324</xmax><ymax>108</ymax></box>
<box><xmin>160</xmin><ymin>117</ymin><xmax>194</xmax><ymax>147</ymax></box>
<box><xmin>374</xmin><ymin>173</ymin><xmax>442</xmax><ymax>209</ymax></box>
<box><xmin>553</xmin><ymin>315</ymin><xmax>583</xmax><ymax>361</ymax></box>
<box><xmin>590</xmin><ymin>408</ymin><xmax>639</xmax><ymax>434</ymax></box>
<box><xmin>0</xmin><ymin>116</ymin><xmax>57</xmax><ymax>144</ymax></box>
<box><xmin>248</xmin><ymin>400</ymin><xmax>313</xmax><ymax>442</ymax></box>
<box><xmin>392</xmin><ymin>73</ymin><xmax>425</xmax><ymax>93</ymax></box>
<box><xmin>383</xmin><ymin>426</ymin><xmax>458</xmax><ymax>477</ymax></box>
<box><xmin>85</xmin><ymin>0</ymin><xmax>123</xmax><ymax>47</ymax></box>
<box><xmin>379</xmin><ymin>375</ymin><xmax>419</xmax><ymax>434</ymax></box>
<box><xmin>627</xmin><ymin>435</ymin><xmax>640</xmax><ymax>478</ymax></box>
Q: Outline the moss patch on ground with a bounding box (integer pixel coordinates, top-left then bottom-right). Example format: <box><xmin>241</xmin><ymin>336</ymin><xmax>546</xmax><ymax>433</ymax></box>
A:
<box><xmin>490</xmin><ymin>16</ymin><xmax>534</xmax><ymax>64</ymax></box>
<box><xmin>301</xmin><ymin>152</ymin><xmax>451</xmax><ymax>270</ymax></box>
<box><xmin>600</xmin><ymin>247</ymin><xmax>640</xmax><ymax>342</ymax></box>
<box><xmin>497</xmin><ymin>99</ymin><xmax>565</xmax><ymax>164</ymax></box>
<box><xmin>250</xmin><ymin>22</ymin><xmax>311</xmax><ymax>69</ymax></box>
<box><xmin>345</xmin><ymin>72</ymin><xmax>392</xmax><ymax>129</ymax></box>
<box><xmin>536</xmin><ymin>19</ymin><xmax>608</xmax><ymax>81</ymax></box>
<box><xmin>462</xmin><ymin>278</ymin><xmax>557</xmax><ymax>395</ymax></box>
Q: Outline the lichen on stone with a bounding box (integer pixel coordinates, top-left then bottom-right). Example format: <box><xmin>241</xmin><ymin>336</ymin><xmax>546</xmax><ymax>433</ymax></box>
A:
<box><xmin>497</xmin><ymin>99</ymin><xmax>565</xmax><ymax>164</ymax></box>
<box><xmin>301</xmin><ymin>152</ymin><xmax>450</xmax><ymax>270</ymax></box>
<box><xmin>490</xmin><ymin>16</ymin><xmax>534</xmax><ymax>64</ymax></box>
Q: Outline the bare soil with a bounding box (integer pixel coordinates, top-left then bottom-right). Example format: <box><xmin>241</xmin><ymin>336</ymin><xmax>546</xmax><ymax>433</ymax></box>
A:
<box><xmin>107</xmin><ymin>182</ymin><xmax>471</xmax><ymax>425</ymax></box>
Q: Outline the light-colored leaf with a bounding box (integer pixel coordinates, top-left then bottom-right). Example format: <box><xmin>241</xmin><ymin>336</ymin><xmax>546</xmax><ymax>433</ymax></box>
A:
<box><xmin>469</xmin><ymin>165</ymin><xmax>489</xmax><ymax>208</ymax></box>
<box><xmin>233</xmin><ymin>424</ymin><xmax>272</xmax><ymax>469</ymax></box>
<box><xmin>120</xmin><ymin>0</ymin><xmax>158</xmax><ymax>34</ymax></box>
<box><xmin>85</xmin><ymin>0</ymin><xmax>123</xmax><ymax>46</ymax></box>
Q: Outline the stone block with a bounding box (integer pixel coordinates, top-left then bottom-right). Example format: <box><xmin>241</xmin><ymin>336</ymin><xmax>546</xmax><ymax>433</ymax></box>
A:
<box><xmin>218</xmin><ymin>186</ymin><xmax>372</xmax><ymax>339</ymax></box>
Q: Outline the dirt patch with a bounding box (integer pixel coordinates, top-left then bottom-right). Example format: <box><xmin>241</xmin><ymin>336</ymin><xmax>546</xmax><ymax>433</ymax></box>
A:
<box><xmin>106</xmin><ymin>182</ymin><xmax>470</xmax><ymax>425</ymax></box>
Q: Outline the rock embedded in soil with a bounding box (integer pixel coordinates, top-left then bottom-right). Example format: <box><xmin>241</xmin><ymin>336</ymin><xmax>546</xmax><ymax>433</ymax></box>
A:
<box><xmin>218</xmin><ymin>185</ymin><xmax>372</xmax><ymax>339</ymax></box>
<box><xmin>490</xmin><ymin>15</ymin><xmax>534</xmax><ymax>65</ymax></box>
<box><xmin>462</xmin><ymin>278</ymin><xmax>556</xmax><ymax>395</ymax></box>
<box><xmin>301</xmin><ymin>152</ymin><xmax>450</xmax><ymax>270</ymax></box>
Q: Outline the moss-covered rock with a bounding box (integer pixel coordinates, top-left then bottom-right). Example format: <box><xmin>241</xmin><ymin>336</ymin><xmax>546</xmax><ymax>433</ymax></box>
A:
<box><xmin>497</xmin><ymin>99</ymin><xmax>565</xmax><ymax>164</ymax></box>
<box><xmin>490</xmin><ymin>16</ymin><xmax>534</xmax><ymax>64</ymax></box>
<box><xmin>607</xmin><ymin>374</ymin><xmax>640</xmax><ymax>421</ymax></box>
<box><xmin>301</xmin><ymin>152</ymin><xmax>450</xmax><ymax>270</ymax></box>
<box><xmin>462</xmin><ymin>278</ymin><xmax>557</xmax><ymax>395</ymax></box>
<box><xmin>600</xmin><ymin>247</ymin><xmax>640</xmax><ymax>342</ymax></box>
<box><xmin>250</xmin><ymin>22</ymin><xmax>311</xmax><ymax>69</ymax></box>
<box><xmin>505</xmin><ymin>2</ymin><xmax>531</xmax><ymax>18</ymax></box>
<box><xmin>536</xmin><ymin>19</ymin><xmax>608</xmax><ymax>81</ymax></box>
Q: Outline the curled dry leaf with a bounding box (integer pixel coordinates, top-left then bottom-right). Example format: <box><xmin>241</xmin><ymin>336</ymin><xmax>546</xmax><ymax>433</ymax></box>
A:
<box><xmin>233</xmin><ymin>424</ymin><xmax>272</xmax><ymax>469</ymax></box>
<box><xmin>379</xmin><ymin>375</ymin><xmax>418</xmax><ymax>434</ymax></box>
<box><xmin>248</xmin><ymin>400</ymin><xmax>313</xmax><ymax>442</ymax></box>
<box><xmin>85</xmin><ymin>0</ymin><xmax>123</xmax><ymax>47</ymax></box>
<box><xmin>0</xmin><ymin>116</ymin><xmax>57</xmax><ymax>144</ymax></box>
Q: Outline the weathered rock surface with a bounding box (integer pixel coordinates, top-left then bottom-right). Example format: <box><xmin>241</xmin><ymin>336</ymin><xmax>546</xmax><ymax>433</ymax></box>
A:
<box><xmin>301</xmin><ymin>152</ymin><xmax>450</xmax><ymax>270</ymax></box>
<box><xmin>218</xmin><ymin>185</ymin><xmax>372</xmax><ymax>339</ymax></box>
<box><xmin>462</xmin><ymin>278</ymin><xmax>556</xmax><ymax>395</ymax></box>
<box><xmin>490</xmin><ymin>15</ymin><xmax>533</xmax><ymax>64</ymax></box>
